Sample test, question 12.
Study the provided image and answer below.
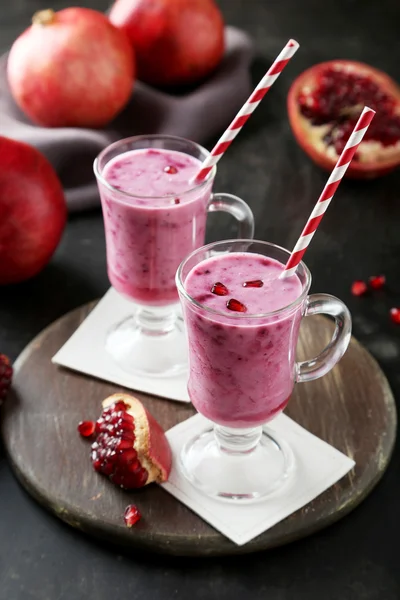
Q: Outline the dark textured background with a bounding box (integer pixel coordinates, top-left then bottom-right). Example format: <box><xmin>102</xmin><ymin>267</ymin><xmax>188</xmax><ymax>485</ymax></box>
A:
<box><xmin>1</xmin><ymin>1</ymin><xmax>399</xmax><ymax>598</ymax></box>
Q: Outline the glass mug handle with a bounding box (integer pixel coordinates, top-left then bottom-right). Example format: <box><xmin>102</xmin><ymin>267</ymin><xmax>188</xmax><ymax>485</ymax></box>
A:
<box><xmin>296</xmin><ymin>293</ymin><xmax>352</xmax><ymax>383</ymax></box>
<box><xmin>207</xmin><ymin>193</ymin><xmax>255</xmax><ymax>239</ymax></box>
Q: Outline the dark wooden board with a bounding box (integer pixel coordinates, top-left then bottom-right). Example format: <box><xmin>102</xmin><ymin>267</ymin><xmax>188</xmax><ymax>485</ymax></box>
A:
<box><xmin>1</xmin><ymin>302</ymin><xmax>397</xmax><ymax>557</ymax></box>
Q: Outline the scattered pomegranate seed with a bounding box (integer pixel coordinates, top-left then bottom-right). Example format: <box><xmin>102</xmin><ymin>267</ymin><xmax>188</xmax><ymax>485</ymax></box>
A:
<box><xmin>174</xmin><ymin>198</ymin><xmax>180</xmax><ymax>204</ymax></box>
<box><xmin>78</xmin><ymin>420</ymin><xmax>95</xmax><ymax>437</ymax></box>
<box><xmin>369</xmin><ymin>275</ymin><xmax>386</xmax><ymax>290</ymax></box>
<box><xmin>243</xmin><ymin>279</ymin><xmax>264</xmax><ymax>288</ymax></box>
<box><xmin>227</xmin><ymin>298</ymin><xmax>247</xmax><ymax>312</ymax></box>
<box><xmin>124</xmin><ymin>504</ymin><xmax>142</xmax><ymax>527</ymax></box>
<box><xmin>390</xmin><ymin>308</ymin><xmax>400</xmax><ymax>324</ymax></box>
<box><xmin>211</xmin><ymin>282</ymin><xmax>228</xmax><ymax>296</ymax></box>
<box><xmin>164</xmin><ymin>165</ymin><xmax>178</xmax><ymax>174</ymax></box>
<box><xmin>351</xmin><ymin>280</ymin><xmax>368</xmax><ymax>296</ymax></box>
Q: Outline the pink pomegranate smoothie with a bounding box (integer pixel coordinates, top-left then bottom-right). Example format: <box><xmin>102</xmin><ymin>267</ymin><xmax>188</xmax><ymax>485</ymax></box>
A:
<box><xmin>183</xmin><ymin>253</ymin><xmax>304</xmax><ymax>428</ymax></box>
<box><xmin>100</xmin><ymin>148</ymin><xmax>212</xmax><ymax>306</ymax></box>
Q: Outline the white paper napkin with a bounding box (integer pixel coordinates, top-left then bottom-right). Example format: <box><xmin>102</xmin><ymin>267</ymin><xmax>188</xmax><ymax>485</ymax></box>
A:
<box><xmin>52</xmin><ymin>288</ymin><xmax>190</xmax><ymax>402</ymax></box>
<box><xmin>162</xmin><ymin>413</ymin><xmax>355</xmax><ymax>546</ymax></box>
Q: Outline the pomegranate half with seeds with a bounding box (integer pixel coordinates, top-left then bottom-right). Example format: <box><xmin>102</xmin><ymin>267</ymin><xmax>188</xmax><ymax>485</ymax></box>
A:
<box><xmin>91</xmin><ymin>394</ymin><xmax>172</xmax><ymax>489</ymax></box>
<box><xmin>288</xmin><ymin>60</ymin><xmax>400</xmax><ymax>178</ymax></box>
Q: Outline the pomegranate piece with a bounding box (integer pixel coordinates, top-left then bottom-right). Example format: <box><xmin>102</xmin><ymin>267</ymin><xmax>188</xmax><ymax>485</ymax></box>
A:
<box><xmin>91</xmin><ymin>394</ymin><xmax>172</xmax><ymax>490</ymax></box>
<box><xmin>77</xmin><ymin>420</ymin><xmax>95</xmax><ymax>438</ymax></box>
<box><xmin>0</xmin><ymin>354</ymin><xmax>13</xmax><ymax>404</ymax></box>
<box><xmin>164</xmin><ymin>165</ymin><xmax>178</xmax><ymax>174</ymax></box>
<box><xmin>390</xmin><ymin>308</ymin><xmax>400</xmax><ymax>324</ymax></box>
<box><xmin>124</xmin><ymin>504</ymin><xmax>142</xmax><ymax>527</ymax></box>
<box><xmin>174</xmin><ymin>198</ymin><xmax>181</xmax><ymax>205</ymax></box>
<box><xmin>369</xmin><ymin>275</ymin><xmax>386</xmax><ymax>290</ymax></box>
<box><xmin>288</xmin><ymin>60</ymin><xmax>400</xmax><ymax>178</ymax></box>
<box><xmin>243</xmin><ymin>279</ymin><xmax>264</xmax><ymax>288</ymax></box>
<box><xmin>351</xmin><ymin>281</ymin><xmax>368</xmax><ymax>297</ymax></box>
<box><xmin>211</xmin><ymin>282</ymin><xmax>229</xmax><ymax>296</ymax></box>
<box><xmin>7</xmin><ymin>8</ymin><xmax>135</xmax><ymax>128</ymax></box>
<box><xmin>227</xmin><ymin>298</ymin><xmax>247</xmax><ymax>312</ymax></box>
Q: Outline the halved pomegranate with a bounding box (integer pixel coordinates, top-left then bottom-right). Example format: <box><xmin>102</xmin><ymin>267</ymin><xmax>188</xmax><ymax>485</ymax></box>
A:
<box><xmin>288</xmin><ymin>60</ymin><xmax>400</xmax><ymax>178</ymax></box>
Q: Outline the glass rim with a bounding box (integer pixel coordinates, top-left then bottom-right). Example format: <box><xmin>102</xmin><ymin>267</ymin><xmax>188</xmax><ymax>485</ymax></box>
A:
<box><xmin>93</xmin><ymin>134</ymin><xmax>217</xmax><ymax>201</ymax></box>
<box><xmin>175</xmin><ymin>239</ymin><xmax>312</xmax><ymax>319</ymax></box>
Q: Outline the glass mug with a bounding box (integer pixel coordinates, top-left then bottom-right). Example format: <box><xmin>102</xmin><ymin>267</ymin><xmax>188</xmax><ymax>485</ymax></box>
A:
<box><xmin>94</xmin><ymin>135</ymin><xmax>254</xmax><ymax>377</ymax></box>
<box><xmin>176</xmin><ymin>239</ymin><xmax>352</xmax><ymax>502</ymax></box>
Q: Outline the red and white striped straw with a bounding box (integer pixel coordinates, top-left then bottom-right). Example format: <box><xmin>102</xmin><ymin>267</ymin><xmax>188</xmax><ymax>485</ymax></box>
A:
<box><xmin>280</xmin><ymin>106</ymin><xmax>376</xmax><ymax>279</ymax></box>
<box><xmin>191</xmin><ymin>39</ymin><xmax>300</xmax><ymax>184</ymax></box>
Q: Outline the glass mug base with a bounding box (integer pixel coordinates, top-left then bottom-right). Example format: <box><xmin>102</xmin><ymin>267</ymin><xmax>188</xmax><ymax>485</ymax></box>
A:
<box><xmin>180</xmin><ymin>424</ymin><xmax>295</xmax><ymax>502</ymax></box>
<box><xmin>105</xmin><ymin>303</ymin><xmax>188</xmax><ymax>378</ymax></box>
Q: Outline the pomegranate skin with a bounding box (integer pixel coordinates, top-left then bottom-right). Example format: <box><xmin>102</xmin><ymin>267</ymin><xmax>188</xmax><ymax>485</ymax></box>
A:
<box><xmin>288</xmin><ymin>60</ymin><xmax>400</xmax><ymax>179</ymax></box>
<box><xmin>110</xmin><ymin>0</ymin><xmax>224</xmax><ymax>87</ymax></box>
<box><xmin>0</xmin><ymin>136</ymin><xmax>67</xmax><ymax>284</ymax></box>
<box><xmin>7</xmin><ymin>8</ymin><xmax>135</xmax><ymax>128</ymax></box>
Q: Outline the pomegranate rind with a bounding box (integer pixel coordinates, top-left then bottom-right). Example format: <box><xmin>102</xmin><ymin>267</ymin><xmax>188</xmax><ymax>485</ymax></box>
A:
<box><xmin>102</xmin><ymin>393</ymin><xmax>172</xmax><ymax>485</ymax></box>
<box><xmin>288</xmin><ymin>60</ymin><xmax>400</xmax><ymax>179</ymax></box>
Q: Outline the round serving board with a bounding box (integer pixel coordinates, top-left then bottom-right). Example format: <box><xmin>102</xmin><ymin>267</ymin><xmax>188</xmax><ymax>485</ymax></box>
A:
<box><xmin>1</xmin><ymin>302</ymin><xmax>397</xmax><ymax>556</ymax></box>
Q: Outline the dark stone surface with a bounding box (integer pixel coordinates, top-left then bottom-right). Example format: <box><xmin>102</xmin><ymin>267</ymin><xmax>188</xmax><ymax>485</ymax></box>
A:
<box><xmin>0</xmin><ymin>0</ymin><xmax>399</xmax><ymax>598</ymax></box>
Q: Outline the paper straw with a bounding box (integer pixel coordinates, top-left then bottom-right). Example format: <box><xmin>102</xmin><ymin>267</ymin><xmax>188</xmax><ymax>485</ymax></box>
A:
<box><xmin>280</xmin><ymin>106</ymin><xmax>376</xmax><ymax>279</ymax></box>
<box><xmin>191</xmin><ymin>39</ymin><xmax>300</xmax><ymax>184</ymax></box>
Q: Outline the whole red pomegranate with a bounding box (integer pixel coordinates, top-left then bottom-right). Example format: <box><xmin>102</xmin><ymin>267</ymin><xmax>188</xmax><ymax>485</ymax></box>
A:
<box><xmin>0</xmin><ymin>137</ymin><xmax>66</xmax><ymax>284</ymax></box>
<box><xmin>110</xmin><ymin>0</ymin><xmax>224</xmax><ymax>87</ymax></box>
<box><xmin>288</xmin><ymin>60</ymin><xmax>400</xmax><ymax>178</ymax></box>
<box><xmin>7</xmin><ymin>8</ymin><xmax>135</xmax><ymax>128</ymax></box>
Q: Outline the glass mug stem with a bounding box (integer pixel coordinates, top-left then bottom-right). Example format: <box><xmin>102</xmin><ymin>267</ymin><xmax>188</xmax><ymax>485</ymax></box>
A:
<box><xmin>296</xmin><ymin>294</ymin><xmax>352</xmax><ymax>383</ymax></box>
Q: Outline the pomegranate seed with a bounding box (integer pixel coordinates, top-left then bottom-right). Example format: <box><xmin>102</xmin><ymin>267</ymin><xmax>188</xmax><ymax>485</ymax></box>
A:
<box><xmin>164</xmin><ymin>165</ymin><xmax>178</xmax><ymax>174</ymax></box>
<box><xmin>121</xmin><ymin>448</ymin><xmax>137</xmax><ymax>463</ymax></box>
<box><xmin>101</xmin><ymin>461</ymin><xmax>114</xmax><ymax>476</ymax></box>
<box><xmin>243</xmin><ymin>279</ymin><xmax>264</xmax><ymax>288</ymax></box>
<box><xmin>351</xmin><ymin>280</ymin><xmax>368</xmax><ymax>296</ymax></box>
<box><xmin>390</xmin><ymin>308</ymin><xmax>400</xmax><ymax>324</ymax></box>
<box><xmin>93</xmin><ymin>458</ymin><xmax>102</xmax><ymax>472</ymax></box>
<box><xmin>124</xmin><ymin>505</ymin><xmax>142</xmax><ymax>527</ymax></box>
<box><xmin>116</xmin><ymin>439</ymin><xmax>132</xmax><ymax>452</ymax></box>
<box><xmin>129</xmin><ymin>459</ymin><xmax>141</xmax><ymax>472</ymax></box>
<box><xmin>369</xmin><ymin>275</ymin><xmax>386</xmax><ymax>290</ymax></box>
<box><xmin>95</xmin><ymin>419</ymin><xmax>105</xmax><ymax>433</ymax></box>
<box><xmin>173</xmin><ymin>198</ymin><xmax>180</xmax><ymax>204</ymax></box>
<box><xmin>227</xmin><ymin>298</ymin><xmax>247</xmax><ymax>312</ymax></box>
<box><xmin>211</xmin><ymin>282</ymin><xmax>228</xmax><ymax>296</ymax></box>
<box><xmin>77</xmin><ymin>420</ymin><xmax>95</xmax><ymax>437</ymax></box>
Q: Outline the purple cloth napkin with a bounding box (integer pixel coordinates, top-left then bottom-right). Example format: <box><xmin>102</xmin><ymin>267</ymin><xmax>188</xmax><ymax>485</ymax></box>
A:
<box><xmin>0</xmin><ymin>26</ymin><xmax>253</xmax><ymax>212</ymax></box>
